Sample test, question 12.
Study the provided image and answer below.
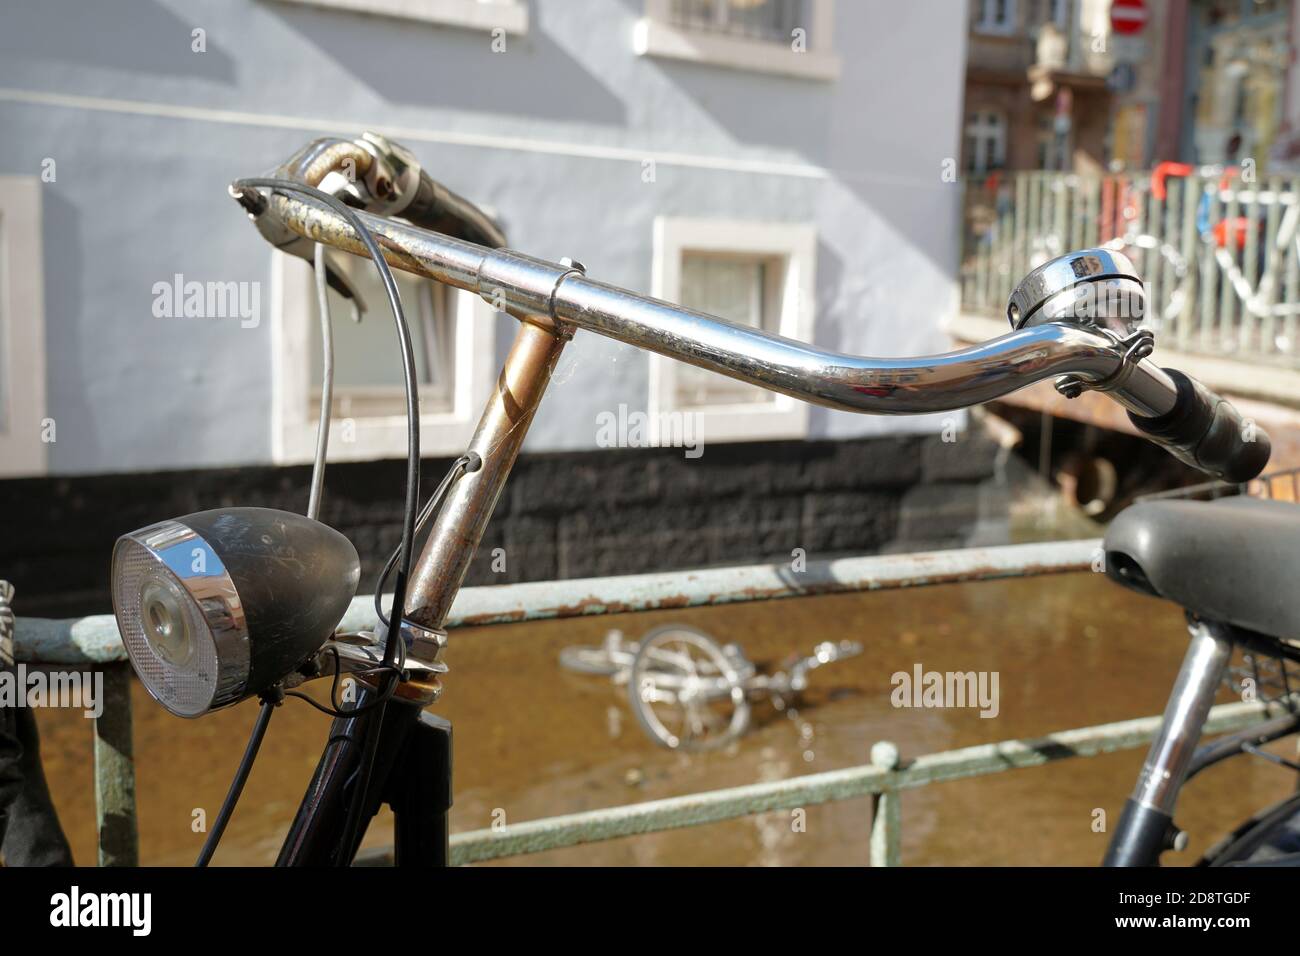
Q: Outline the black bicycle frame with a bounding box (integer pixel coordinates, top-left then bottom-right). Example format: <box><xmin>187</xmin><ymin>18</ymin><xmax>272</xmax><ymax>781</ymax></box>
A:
<box><xmin>277</xmin><ymin>686</ymin><xmax>451</xmax><ymax>866</ymax></box>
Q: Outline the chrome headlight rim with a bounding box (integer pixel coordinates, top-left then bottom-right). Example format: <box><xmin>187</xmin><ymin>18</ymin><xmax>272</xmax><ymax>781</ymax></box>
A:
<box><xmin>112</xmin><ymin>519</ymin><xmax>251</xmax><ymax>718</ymax></box>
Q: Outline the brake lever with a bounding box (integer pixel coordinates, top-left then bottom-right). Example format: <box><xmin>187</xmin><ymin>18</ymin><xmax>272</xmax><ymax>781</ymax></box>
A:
<box><xmin>230</xmin><ymin>182</ymin><xmax>366</xmax><ymax>322</ymax></box>
<box><xmin>319</xmin><ymin>257</ymin><xmax>366</xmax><ymax>323</ymax></box>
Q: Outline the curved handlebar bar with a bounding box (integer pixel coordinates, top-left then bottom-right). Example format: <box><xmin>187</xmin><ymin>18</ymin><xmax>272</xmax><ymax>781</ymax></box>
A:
<box><xmin>231</xmin><ymin>135</ymin><xmax>1271</xmax><ymax>483</ymax></box>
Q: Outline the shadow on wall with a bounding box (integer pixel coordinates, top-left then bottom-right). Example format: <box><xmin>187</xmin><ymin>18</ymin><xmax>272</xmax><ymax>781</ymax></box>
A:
<box><xmin>0</xmin><ymin>0</ymin><xmax>236</xmax><ymax>84</ymax></box>
<box><xmin>39</xmin><ymin>188</ymin><xmax>105</xmax><ymax>474</ymax></box>
<box><xmin>615</xmin><ymin>0</ymin><xmax>962</xmax><ymax>365</ymax></box>
<box><xmin>271</xmin><ymin>0</ymin><xmax>960</xmax><ymax>310</ymax></box>
<box><xmin>625</xmin><ymin>47</ymin><xmax>836</xmax><ymax>160</ymax></box>
<box><xmin>263</xmin><ymin>0</ymin><xmax>626</xmax><ymax>126</ymax></box>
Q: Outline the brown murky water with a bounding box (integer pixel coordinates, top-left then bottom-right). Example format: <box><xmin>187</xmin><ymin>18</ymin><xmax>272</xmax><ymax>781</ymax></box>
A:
<box><xmin>32</xmin><ymin>573</ymin><xmax>1299</xmax><ymax>866</ymax></box>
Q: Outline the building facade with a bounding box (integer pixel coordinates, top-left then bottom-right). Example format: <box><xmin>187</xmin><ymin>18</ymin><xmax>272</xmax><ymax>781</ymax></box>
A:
<box><xmin>0</xmin><ymin>0</ymin><xmax>998</xmax><ymax>614</ymax></box>
<box><xmin>962</xmin><ymin>0</ymin><xmax>1298</xmax><ymax>176</ymax></box>
<box><xmin>962</xmin><ymin>0</ymin><xmax>1121</xmax><ymax>175</ymax></box>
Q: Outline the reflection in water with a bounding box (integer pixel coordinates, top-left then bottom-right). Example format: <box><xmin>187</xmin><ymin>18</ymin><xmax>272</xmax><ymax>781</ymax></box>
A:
<box><xmin>33</xmin><ymin>573</ymin><xmax>1300</xmax><ymax>865</ymax></box>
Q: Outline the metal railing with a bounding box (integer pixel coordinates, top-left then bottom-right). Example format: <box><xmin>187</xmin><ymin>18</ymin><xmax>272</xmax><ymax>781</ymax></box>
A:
<box><xmin>434</xmin><ymin>696</ymin><xmax>1287</xmax><ymax>867</ymax></box>
<box><xmin>16</xmin><ymin>538</ymin><xmax>1292</xmax><ymax>866</ymax></box>
<box><xmin>961</xmin><ymin>169</ymin><xmax>1300</xmax><ymax>366</ymax></box>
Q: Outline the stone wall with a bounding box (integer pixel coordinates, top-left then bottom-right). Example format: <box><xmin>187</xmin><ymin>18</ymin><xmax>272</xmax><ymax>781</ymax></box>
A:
<box><xmin>1</xmin><ymin>433</ymin><xmax>1005</xmax><ymax>618</ymax></box>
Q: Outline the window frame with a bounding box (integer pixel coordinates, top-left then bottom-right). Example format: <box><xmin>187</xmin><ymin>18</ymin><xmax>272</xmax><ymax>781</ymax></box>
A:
<box><xmin>0</xmin><ymin>177</ymin><xmax>47</xmax><ymax>478</ymax></box>
<box><xmin>634</xmin><ymin>0</ymin><xmax>841</xmax><ymax>81</ymax></box>
<box><xmin>649</xmin><ymin>216</ymin><xmax>816</xmax><ymax>444</ymax></box>
<box><xmin>973</xmin><ymin>0</ymin><xmax>1018</xmax><ymax>35</ymax></box>
<box><xmin>270</xmin><ymin>0</ymin><xmax>528</xmax><ymax>33</ymax></box>
<box><xmin>964</xmin><ymin>111</ymin><xmax>1008</xmax><ymax>173</ymax></box>
<box><xmin>1035</xmin><ymin>113</ymin><xmax>1072</xmax><ymax>171</ymax></box>
<box><xmin>270</xmin><ymin>250</ymin><xmax>496</xmax><ymax>465</ymax></box>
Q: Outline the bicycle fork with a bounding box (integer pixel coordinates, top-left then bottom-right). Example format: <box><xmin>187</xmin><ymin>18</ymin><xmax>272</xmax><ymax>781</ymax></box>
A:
<box><xmin>1103</xmin><ymin>617</ymin><xmax>1235</xmax><ymax>866</ymax></box>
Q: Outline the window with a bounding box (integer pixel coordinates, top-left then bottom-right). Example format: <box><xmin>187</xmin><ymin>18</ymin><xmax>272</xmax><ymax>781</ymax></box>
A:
<box><xmin>668</xmin><ymin>0</ymin><xmax>805</xmax><ymax>43</ymax></box>
<box><xmin>0</xmin><ymin>177</ymin><xmax>47</xmax><ymax>478</ymax></box>
<box><xmin>650</xmin><ymin>217</ymin><xmax>815</xmax><ymax>442</ymax></box>
<box><xmin>1036</xmin><ymin>113</ymin><xmax>1070</xmax><ymax>171</ymax></box>
<box><xmin>1035</xmin><ymin>0</ymin><xmax>1070</xmax><ymax>28</ymax></box>
<box><xmin>307</xmin><ymin>251</ymin><xmax>457</xmax><ymax>419</ymax></box>
<box><xmin>964</xmin><ymin>112</ymin><xmax>1007</xmax><ymax>173</ymax></box>
<box><xmin>634</xmin><ymin>0</ymin><xmax>841</xmax><ymax>81</ymax></box>
<box><xmin>676</xmin><ymin>254</ymin><xmax>782</xmax><ymax>408</ymax></box>
<box><xmin>973</xmin><ymin>0</ymin><xmax>1017</xmax><ymax>34</ymax></box>
<box><xmin>271</xmin><ymin>250</ymin><xmax>495</xmax><ymax>464</ymax></box>
<box><xmin>272</xmin><ymin>0</ymin><xmax>527</xmax><ymax>33</ymax></box>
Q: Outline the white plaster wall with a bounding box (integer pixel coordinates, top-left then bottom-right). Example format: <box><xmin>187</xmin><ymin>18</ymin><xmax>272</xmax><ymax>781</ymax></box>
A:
<box><xmin>0</xmin><ymin>0</ymin><xmax>968</xmax><ymax>473</ymax></box>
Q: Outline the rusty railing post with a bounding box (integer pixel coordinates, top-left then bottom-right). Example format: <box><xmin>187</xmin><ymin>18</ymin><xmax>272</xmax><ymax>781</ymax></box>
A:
<box><xmin>93</xmin><ymin>661</ymin><xmax>138</xmax><ymax>866</ymax></box>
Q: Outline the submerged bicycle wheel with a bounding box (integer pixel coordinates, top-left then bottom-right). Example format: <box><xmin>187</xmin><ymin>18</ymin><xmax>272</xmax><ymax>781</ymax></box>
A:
<box><xmin>628</xmin><ymin>625</ymin><xmax>750</xmax><ymax>751</ymax></box>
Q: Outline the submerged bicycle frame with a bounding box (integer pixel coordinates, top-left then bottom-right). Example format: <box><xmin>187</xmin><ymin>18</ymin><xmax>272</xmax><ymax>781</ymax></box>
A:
<box><xmin>214</xmin><ymin>134</ymin><xmax>1271</xmax><ymax>865</ymax></box>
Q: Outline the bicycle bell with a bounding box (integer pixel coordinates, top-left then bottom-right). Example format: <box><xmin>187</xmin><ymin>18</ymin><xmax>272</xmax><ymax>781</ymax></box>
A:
<box><xmin>1006</xmin><ymin>248</ymin><xmax>1146</xmax><ymax>337</ymax></box>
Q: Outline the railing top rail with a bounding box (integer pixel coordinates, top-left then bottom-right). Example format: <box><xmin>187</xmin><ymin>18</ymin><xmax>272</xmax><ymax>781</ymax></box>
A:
<box><xmin>14</xmin><ymin>539</ymin><xmax>1100</xmax><ymax>664</ymax></box>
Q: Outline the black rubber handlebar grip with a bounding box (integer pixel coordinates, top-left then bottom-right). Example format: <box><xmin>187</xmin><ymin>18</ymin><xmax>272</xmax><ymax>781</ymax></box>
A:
<box><xmin>1128</xmin><ymin>368</ymin><xmax>1271</xmax><ymax>483</ymax></box>
<box><xmin>402</xmin><ymin>172</ymin><xmax>507</xmax><ymax>250</ymax></box>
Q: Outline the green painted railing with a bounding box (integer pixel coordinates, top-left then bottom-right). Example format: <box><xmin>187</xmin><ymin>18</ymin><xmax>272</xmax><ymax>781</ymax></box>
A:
<box><xmin>15</xmin><ymin>538</ymin><xmax>1287</xmax><ymax>866</ymax></box>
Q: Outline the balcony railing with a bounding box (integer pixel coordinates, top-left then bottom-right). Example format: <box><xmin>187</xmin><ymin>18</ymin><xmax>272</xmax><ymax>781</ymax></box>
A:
<box><xmin>961</xmin><ymin>169</ymin><xmax>1300</xmax><ymax>367</ymax></box>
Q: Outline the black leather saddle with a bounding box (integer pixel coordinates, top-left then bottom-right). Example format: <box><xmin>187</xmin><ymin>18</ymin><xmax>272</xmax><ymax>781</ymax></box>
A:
<box><xmin>1104</xmin><ymin>496</ymin><xmax>1300</xmax><ymax>640</ymax></box>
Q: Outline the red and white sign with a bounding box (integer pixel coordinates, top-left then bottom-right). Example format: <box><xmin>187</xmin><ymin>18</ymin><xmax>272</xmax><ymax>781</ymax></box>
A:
<box><xmin>1110</xmin><ymin>0</ymin><xmax>1147</xmax><ymax>36</ymax></box>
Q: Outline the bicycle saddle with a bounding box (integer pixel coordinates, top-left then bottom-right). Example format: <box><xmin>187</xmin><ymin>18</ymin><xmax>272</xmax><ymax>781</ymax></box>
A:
<box><xmin>1104</xmin><ymin>496</ymin><xmax>1300</xmax><ymax>640</ymax></box>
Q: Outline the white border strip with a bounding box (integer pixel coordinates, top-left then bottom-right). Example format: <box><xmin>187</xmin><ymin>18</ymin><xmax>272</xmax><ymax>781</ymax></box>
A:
<box><xmin>0</xmin><ymin>86</ymin><xmax>830</xmax><ymax>180</ymax></box>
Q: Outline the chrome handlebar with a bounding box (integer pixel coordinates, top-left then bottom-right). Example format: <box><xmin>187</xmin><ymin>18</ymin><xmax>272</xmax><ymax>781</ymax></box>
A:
<box><xmin>232</xmin><ymin>178</ymin><xmax>1178</xmax><ymax>420</ymax></box>
<box><xmin>232</xmin><ymin>133</ymin><xmax>1279</xmax><ymax>481</ymax></box>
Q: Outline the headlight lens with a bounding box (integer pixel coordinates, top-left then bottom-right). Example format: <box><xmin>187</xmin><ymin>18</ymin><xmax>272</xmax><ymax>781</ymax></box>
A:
<box><xmin>139</xmin><ymin>573</ymin><xmax>196</xmax><ymax>667</ymax></box>
<box><xmin>112</xmin><ymin>524</ymin><xmax>248</xmax><ymax>718</ymax></box>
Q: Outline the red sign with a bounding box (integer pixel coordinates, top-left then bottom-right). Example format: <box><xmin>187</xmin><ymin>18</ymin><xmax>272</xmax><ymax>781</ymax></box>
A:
<box><xmin>1110</xmin><ymin>0</ymin><xmax>1147</xmax><ymax>35</ymax></box>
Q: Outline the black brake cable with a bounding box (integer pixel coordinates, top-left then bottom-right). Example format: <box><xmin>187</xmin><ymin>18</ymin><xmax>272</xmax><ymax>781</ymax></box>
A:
<box><xmin>197</xmin><ymin>177</ymin><xmax>424</xmax><ymax>867</ymax></box>
<box><xmin>195</xmin><ymin>695</ymin><xmax>277</xmax><ymax>867</ymax></box>
<box><xmin>373</xmin><ymin>451</ymin><xmax>482</xmax><ymax>629</ymax></box>
<box><xmin>233</xmin><ymin>177</ymin><xmax>423</xmax><ymax>606</ymax></box>
<box><xmin>283</xmin><ymin>639</ymin><xmax>409</xmax><ymax>719</ymax></box>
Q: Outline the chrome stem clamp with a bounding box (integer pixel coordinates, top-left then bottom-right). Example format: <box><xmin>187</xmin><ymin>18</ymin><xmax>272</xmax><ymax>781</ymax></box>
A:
<box><xmin>1055</xmin><ymin>327</ymin><xmax>1157</xmax><ymax>400</ymax></box>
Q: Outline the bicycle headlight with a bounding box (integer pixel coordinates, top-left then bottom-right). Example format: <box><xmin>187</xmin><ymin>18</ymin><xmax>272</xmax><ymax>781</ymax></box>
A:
<box><xmin>112</xmin><ymin>507</ymin><xmax>360</xmax><ymax>717</ymax></box>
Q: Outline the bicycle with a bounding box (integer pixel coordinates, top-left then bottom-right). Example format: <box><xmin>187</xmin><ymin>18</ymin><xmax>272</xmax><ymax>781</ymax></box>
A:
<box><xmin>559</xmin><ymin>625</ymin><xmax>862</xmax><ymax>750</ymax></box>
<box><xmin>108</xmin><ymin>133</ymin><xmax>1281</xmax><ymax>866</ymax></box>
